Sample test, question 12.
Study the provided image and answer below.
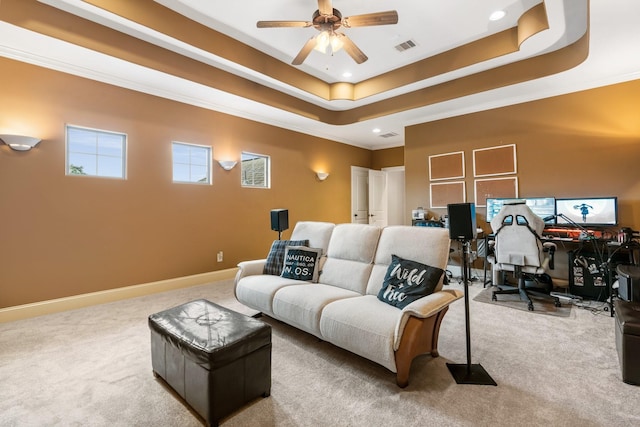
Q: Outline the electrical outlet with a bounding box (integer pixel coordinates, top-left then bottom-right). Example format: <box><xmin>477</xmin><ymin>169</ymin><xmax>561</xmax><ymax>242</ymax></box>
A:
<box><xmin>217</xmin><ymin>251</ymin><xmax>223</xmax><ymax>262</ymax></box>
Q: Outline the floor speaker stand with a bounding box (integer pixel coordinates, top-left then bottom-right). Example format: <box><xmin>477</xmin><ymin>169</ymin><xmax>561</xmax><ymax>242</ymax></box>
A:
<box><xmin>447</xmin><ymin>240</ymin><xmax>497</xmax><ymax>386</ymax></box>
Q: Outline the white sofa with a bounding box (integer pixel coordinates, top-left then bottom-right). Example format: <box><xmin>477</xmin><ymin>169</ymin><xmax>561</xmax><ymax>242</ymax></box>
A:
<box><xmin>234</xmin><ymin>221</ymin><xmax>463</xmax><ymax>387</ymax></box>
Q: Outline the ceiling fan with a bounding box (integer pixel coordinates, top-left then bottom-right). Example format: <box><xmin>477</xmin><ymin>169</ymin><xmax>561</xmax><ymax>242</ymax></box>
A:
<box><xmin>257</xmin><ymin>0</ymin><xmax>398</xmax><ymax>65</ymax></box>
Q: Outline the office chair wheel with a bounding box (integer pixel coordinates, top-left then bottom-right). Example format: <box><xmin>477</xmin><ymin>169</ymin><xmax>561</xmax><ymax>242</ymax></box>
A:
<box><xmin>554</xmin><ymin>300</ymin><xmax>561</xmax><ymax>307</ymax></box>
<box><xmin>491</xmin><ymin>292</ymin><xmax>497</xmax><ymax>302</ymax></box>
<box><xmin>528</xmin><ymin>302</ymin><xmax>534</xmax><ymax>311</ymax></box>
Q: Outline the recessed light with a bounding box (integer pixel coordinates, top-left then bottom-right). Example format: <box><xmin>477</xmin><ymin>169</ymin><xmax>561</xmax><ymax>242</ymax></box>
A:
<box><xmin>489</xmin><ymin>10</ymin><xmax>506</xmax><ymax>21</ymax></box>
<box><xmin>342</xmin><ymin>71</ymin><xmax>352</xmax><ymax>78</ymax></box>
<box><xmin>372</xmin><ymin>128</ymin><xmax>381</xmax><ymax>133</ymax></box>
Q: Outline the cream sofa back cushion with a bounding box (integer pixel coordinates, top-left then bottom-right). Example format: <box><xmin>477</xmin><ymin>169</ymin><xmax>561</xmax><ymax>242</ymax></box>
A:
<box><xmin>320</xmin><ymin>224</ymin><xmax>381</xmax><ymax>294</ymax></box>
<box><xmin>290</xmin><ymin>221</ymin><xmax>335</xmax><ymax>254</ymax></box>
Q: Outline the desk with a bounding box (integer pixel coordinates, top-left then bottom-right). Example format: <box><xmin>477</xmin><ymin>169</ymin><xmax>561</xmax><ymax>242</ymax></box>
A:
<box><xmin>482</xmin><ymin>232</ymin><xmax>622</xmax><ymax>306</ymax></box>
<box><xmin>481</xmin><ymin>234</ymin><xmax>587</xmax><ymax>287</ymax></box>
<box><xmin>450</xmin><ymin>228</ymin><xmax>484</xmax><ymax>283</ymax></box>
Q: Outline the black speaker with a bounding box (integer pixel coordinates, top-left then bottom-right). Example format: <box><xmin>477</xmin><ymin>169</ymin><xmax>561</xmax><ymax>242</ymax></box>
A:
<box><xmin>270</xmin><ymin>209</ymin><xmax>289</xmax><ymax>232</ymax></box>
<box><xmin>447</xmin><ymin>203</ymin><xmax>477</xmax><ymax>240</ymax></box>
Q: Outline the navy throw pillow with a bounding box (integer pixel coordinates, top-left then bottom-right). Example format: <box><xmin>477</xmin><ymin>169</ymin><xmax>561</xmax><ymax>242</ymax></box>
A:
<box><xmin>377</xmin><ymin>255</ymin><xmax>444</xmax><ymax>309</ymax></box>
<box><xmin>263</xmin><ymin>239</ymin><xmax>309</xmax><ymax>275</ymax></box>
<box><xmin>281</xmin><ymin>246</ymin><xmax>322</xmax><ymax>282</ymax></box>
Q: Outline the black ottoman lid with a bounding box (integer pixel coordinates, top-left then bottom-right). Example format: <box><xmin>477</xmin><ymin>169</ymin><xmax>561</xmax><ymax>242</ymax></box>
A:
<box><xmin>617</xmin><ymin>264</ymin><xmax>640</xmax><ymax>280</ymax></box>
<box><xmin>615</xmin><ymin>299</ymin><xmax>640</xmax><ymax>337</ymax></box>
<box><xmin>149</xmin><ymin>299</ymin><xmax>271</xmax><ymax>369</ymax></box>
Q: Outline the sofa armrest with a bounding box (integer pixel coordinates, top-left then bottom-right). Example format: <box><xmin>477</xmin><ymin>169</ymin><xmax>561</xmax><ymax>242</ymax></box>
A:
<box><xmin>393</xmin><ymin>289</ymin><xmax>463</xmax><ymax>351</ymax></box>
<box><xmin>234</xmin><ymin>259</ymin><xmax>267</xmax><ymax>284</ymax></box>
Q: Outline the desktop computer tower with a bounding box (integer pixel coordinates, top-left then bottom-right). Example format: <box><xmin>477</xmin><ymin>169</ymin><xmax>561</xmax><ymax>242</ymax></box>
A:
<box><xmin>569</xmin><ymin>252</ymin><xmax>608</xmax><ymax>301</ymax></box>
<box><xmin>569</xmin><ymin>251</ymin><xmax>627</xmax><ymax>302</ymax></box>
<box><xmin>447</xmin><ymin>203</ymin><xmax>477</xmax><ymax>240</ymax></box>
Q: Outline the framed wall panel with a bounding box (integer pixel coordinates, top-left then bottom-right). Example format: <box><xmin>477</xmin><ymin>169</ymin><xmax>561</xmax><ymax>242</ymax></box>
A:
<box><xmin>473</xmin><ymin>144</ymin><xmax>517</xmax><ymax>177</ymax></box>
<box><xmin>430</xmin><ymin>181</ymin><xmax>466</xmax><ymax>208</ymax></box>
<box><xmin>429</xmin><ymin>151</ymin><xmax>465</xmax><ymax>181</ymax></box>
<box><xmin>474</xmin><ymin>177</ymin><xmax>518</xmax><ymax>207</ymax></box>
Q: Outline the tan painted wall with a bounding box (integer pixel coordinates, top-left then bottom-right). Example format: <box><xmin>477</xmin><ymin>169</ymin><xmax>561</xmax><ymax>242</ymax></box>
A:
<box><xmin>406</xmin><ymin>79</ymin><xmax>640</xmax><ymax>234</ymax></box>
<box><xmin>0</xmin><ymin>59</ymin><xmax>372</xmax><ymax>308</ymax></box>
<box><xmin>4</xmin><ymin>56</ymin><xmax>639</xmax><ymax>308</ymax></box>
<box><xmin>372</xmin><ymin>147</ymin><xmax>404</xmax><ymax>170</ymax></box>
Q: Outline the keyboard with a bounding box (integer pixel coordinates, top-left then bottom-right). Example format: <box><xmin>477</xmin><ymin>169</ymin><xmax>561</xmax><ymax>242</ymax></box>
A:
<box><xmin>543</xmin><ymin>236</ymin><xmax>574</xmax><ymax>241</ymax></box>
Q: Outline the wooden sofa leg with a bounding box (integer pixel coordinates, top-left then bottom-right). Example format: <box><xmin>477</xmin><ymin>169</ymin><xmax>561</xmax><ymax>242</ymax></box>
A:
<box><xmin>394</xmin><ymin>307</ymin><xmax>449</xmax><ymax>388</ymax></box>
<box><xmin>396</xmin><ymin>356</ymin><xmax>412</xmax><ymax>388</ymax></box>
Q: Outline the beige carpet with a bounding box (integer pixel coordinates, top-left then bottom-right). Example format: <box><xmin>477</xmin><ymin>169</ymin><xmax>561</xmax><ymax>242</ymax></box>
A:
<box><xmin>0</xmin><ymin>280</ymin><xmax>637</xmax><ymax>426</ymax></box>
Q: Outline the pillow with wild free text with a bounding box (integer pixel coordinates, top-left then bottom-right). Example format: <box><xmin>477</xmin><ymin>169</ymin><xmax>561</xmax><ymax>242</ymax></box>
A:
<box><xmin>377</xmin><ymin>254</ymin><xmax>444</xmax><ymax>309</ymax></box>
<box><xmin>263</xmin><ymin>239</ymin><xmax>309</xmax><ymax>275</ymax></box>
<box><xmin>281</xmin><ymin>246</ymin><xmax>323</xmax><ymax>282</ymax></box>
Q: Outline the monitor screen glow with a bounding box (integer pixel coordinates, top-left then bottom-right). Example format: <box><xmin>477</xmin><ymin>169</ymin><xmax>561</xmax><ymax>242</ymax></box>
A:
<box><xmin>555</xmin><ymin>197</ymin><xmax>618</xmax><ymax>226</ymax></box>
<box><xmin>486</xmin><ymin>197</ymin><xmax>556</xmax><ymax>224</ymax></box>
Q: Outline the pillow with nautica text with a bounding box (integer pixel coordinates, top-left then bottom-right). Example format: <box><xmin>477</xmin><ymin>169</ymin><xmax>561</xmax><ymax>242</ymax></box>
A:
<box><xmin>377</xmin><ymin>254</ymin><xmax>444</xmax><ymax>309</ymax></box>
<box><xmin>281</xmin><ymin>246</ymin><xmax>322</xmax><ymax>282</ymax></box>
<box><xmin>263</xmin><ymin>240</ymin><xmax>309</xmax><ymax>275</ymax></box>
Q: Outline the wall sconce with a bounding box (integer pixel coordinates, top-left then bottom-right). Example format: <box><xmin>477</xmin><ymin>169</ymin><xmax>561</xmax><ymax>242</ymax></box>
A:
<box><xmin>218</xmin><ymin>160</ymin><xmax>237</xmax><ymax>171</ymax></box>
<box><xmin>0</xmin><ymin>134</ymin><xmax>41</xmax><ymax>151</ymax></box>
<box><xmin>316</xmin><ymin>172</ymin><xmax>329</xmax><ymax>181</ymax></box>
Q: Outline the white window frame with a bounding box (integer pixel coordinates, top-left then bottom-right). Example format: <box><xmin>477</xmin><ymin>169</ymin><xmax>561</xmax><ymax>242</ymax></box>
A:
<box><xmin>65</xmin><ymin>125</ymin><xmax>127</xmax><ymax>179</ymax></box>
<box><xmin>171</xmin><ymin>141</ymin><xmax>212</xmax><ymax>185</ymax></box>
<box><xmin>241</xmin><ymin>151</ymin><xmax>270</xmax><ymax>189</ymax></box>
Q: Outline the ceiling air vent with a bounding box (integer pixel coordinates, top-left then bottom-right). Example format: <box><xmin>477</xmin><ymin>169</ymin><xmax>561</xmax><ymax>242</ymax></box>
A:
<box><xmin>379</xmin><ymin>132</ymin><xmax>399</xmax><ymax>138</ymax></box>
<box><xmin>394</xmin><ymin>39</ymin><xmax>417</xmax><ymax>52</ymax></box>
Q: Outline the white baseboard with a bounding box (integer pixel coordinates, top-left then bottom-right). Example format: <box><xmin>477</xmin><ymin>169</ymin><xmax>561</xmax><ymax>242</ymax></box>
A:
<box><xmin>0</xmin><ymin>268</ymin><xmax>238</xmax><ymax>323</ymax></box>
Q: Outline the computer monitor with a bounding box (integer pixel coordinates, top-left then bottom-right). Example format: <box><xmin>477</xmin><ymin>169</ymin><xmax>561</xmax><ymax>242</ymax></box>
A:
<box><xmin>486</xmin><ymin>197</ymin><xmax>556</xmax><ymax>224</ymax></box>
<box><xmin>555</xmin><ymin>197</ymin><xmax>618</xmax><ymax>226</ymax></box>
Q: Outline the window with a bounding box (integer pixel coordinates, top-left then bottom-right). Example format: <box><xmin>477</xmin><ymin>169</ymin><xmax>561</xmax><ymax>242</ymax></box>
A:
<box><xmin>172</xmin><ymin>142</ymin><xmax>211</xmax><ymax>184</ymax></box>
<box><xmin>241</xmin><ymin>152</ymin><xmax>270</xmax><ymax>188</ymax></box>
<box><xmin>66</xmin><ymin>125</ymin><xmax>126</xmax><ymax>178</ymax></box>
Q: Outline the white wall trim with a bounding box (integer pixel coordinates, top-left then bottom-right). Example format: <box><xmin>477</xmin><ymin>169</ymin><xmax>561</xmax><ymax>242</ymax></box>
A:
<box><xmin>0</xmin><ymin>269</ymin><xmax>238</xmax><ymax>323</ymax></box>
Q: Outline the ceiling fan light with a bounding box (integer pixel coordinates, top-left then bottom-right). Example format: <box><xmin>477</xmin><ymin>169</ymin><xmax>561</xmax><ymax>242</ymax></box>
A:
<box><xmin>330</xmin><ymin>33</ymin><xmax>344</xmax><ymax>53</ymax></box>
<box><xmin>314</xmin><ymin>31</ymin><xmax>330</xmax><ymax>53</ymax></box>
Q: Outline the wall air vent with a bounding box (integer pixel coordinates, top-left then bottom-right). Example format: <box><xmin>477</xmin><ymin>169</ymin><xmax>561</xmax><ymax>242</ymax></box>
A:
<box><xmin>394</xmin><ymin>39</ymin><xmax>417</xmax><ymax>52</ymax></box>
<box><xmin>379</xmin><ymin>132</ymin><xmax>399</xmax><ymax>138</ymax></box>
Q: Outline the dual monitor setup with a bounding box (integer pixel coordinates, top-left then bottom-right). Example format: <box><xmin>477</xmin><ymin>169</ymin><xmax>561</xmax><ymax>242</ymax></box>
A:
<box><xmin>485</xmin><ymin>196</ymin><xmax>618</xmax><ymax>227</ymax></box>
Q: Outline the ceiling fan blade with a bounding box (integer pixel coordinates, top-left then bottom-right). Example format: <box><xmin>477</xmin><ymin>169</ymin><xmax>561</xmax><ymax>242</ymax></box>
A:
<box><xmin>318</xmin><ymin>0</ymin><xmax>333</xmax><ymax>16</ymax></box>
<box><xmin>343</xmin><ymin>11</ymin><xmax>398</xmax><ymax>28</ymax></box>
<box><xmin>257</xmin><ymin>20</ymin><xmax>312</xmax><ymax>28</ymax></box>
<box><xmin>292</xmin><ymin>37</ymin><xmax>317</xmax><ymax>65</ymax></box>
<box><xmin>340</xmin><ymin>34</ymin><xmax>368</xmax><ymax>64</ymax></box>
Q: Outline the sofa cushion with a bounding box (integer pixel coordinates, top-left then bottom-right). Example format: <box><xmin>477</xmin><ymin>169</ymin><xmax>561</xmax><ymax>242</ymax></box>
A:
<box><xmin>319</xmin><ymin>295</ymin><xmax>401</xmax><ymax>372</ymax></box>
<box><xmin>235</xmin><ymin>274</ymin><xmax>310</xmax><ymax>316</ymax></box>
<box><xmin>377</xmin><ymin>255</ymin><xmax>445</xmax><ymax>309</ymax></box>
<box><xmin>319</xmin><ymin>259</ymin><xmax>374</xmax><ymax>294</ymax></box>
<box><xmin>273</xmin><ymin>284</ymin><xmax>360</xmax><ymax>337</ymax></box>
<box><xmin>321</xmin><ymin>224</ymin><xmax>381</xmax><ymax>294</ymax></box>
<box><xmin>366</xmin><ymin>226</ymin><xmax>451</xmax><ymax>295</ymax></box>
<box><xmin>326</xmin><ymin>223</ymin><xmax>381</xmax><ymax>263</ymax></box>
<box><xmin>263</xmin><ymin>239</ymin><xmax>309</xmax><ymax>275</ymax></box>
<box><xmin>290</xmin><ymin>221</ymin><xmax>335</xmax><ymax>255</ymax></box>
<box><xmin>281</xmin><ymin>246</ymin><xmax>322</xmax><ymax>282</ymax></box>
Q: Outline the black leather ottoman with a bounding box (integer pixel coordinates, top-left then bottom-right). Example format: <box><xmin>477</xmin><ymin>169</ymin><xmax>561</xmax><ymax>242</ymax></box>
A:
<box><xmin>149</xmin><ymin>299</ymin><xmax>271</xmax><ymax>426</ymax></box>
<box><xmin>614</xmin><ymin>299</ymin><xmax>640</xmax><ymax>385</ymax></box>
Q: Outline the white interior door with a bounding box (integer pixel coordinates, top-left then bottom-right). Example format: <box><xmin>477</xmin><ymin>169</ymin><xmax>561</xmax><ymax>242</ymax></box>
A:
<box><xmin>351</xmin><ymin>166</ymin><xmax>369</xmax><ymax>224</ymax></box>
<box><xmin>383</xmin><ymin>167</ymin><xmax>406</xmax><ymax>225</ymax></box>
<box><xmin>368</xmin><ymin>169</ymin><xmax>388</xmax><ymax>226</ymax></box>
